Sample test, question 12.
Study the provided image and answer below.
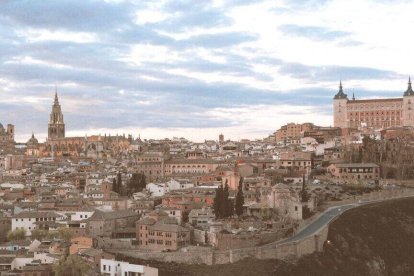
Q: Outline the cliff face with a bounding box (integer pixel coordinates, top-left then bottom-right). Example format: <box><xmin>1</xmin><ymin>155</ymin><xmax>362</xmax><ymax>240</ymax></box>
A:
<box><xmin>121</xmin><ymin>197</ymin><xmax>414</xmax><ymax>276</ymax></box>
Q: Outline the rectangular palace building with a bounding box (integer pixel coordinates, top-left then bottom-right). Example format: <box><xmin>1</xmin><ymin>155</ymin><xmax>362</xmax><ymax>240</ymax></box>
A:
<box><xmin>333</xmin><ymin>78</ymin><xmax>414</xmax><ymax>129</ymax></box>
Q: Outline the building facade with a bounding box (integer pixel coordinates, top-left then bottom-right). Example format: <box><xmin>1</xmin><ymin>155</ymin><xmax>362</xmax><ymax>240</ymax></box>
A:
<box><xmin>327</xmin><ymin>163</ymin><xmax>380</xmax><ymax>185</ymax></box>
<box><xmin>333</xmin><ymin>79</ymin><xmax>414</xmax><ymax>129</ymax></box>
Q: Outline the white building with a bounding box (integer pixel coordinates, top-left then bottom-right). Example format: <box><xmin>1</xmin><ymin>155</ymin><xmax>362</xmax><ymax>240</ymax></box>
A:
<box><xmin>100</xmin><ymin>259</ymin><xmax>158</xmax><ymax>276</ymax></box>
<box><xmin>146</xmin><ymin>183</ymin><xmax>167</xmax><ymax>197</ymax></box>
<box><xmin>12</xmin><ymin>211</ymin><xmax>65</xmax><ymax>236</ymax></box>
<box><xmin>167</xmin><ymin>179</ymin><xmax>194</xmax><ymax>190</ymax></box>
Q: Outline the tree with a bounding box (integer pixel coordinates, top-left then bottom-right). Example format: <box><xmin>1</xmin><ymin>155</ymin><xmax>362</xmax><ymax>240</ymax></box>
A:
<box><xmin>31</xmin><ymin>229</ymin><xmax>47</xmax><ymax>241</ymax></box>
<box><xmin>235</xmin><ymin>177</ymin><xmax>244</xmax><ymax>217</ymax></box>
<box><xmin>127</xmin><ymin>173</ymin><xmax>146</xmax><ymax>195</ymax></box>
<box><xmin>300</xmin><ymin>174</ymin><xmax>310</xmax><ymax>203</ymax></box>
<box><xmin>53</xmin><ymin>255</ymin><xmax>92</xmax><ymax>276</ymax></box>
<box><xmin>223</xmin><ymin>182</ymin><xmax>230</xmax><ymax>217</ymax></box>
<box><xmin>112</xmin><ymin>178</ymin><xmax>117</xmax><ymax>193</ymax></box>
<box><xmin>57</xmin><ymin>227</ymin><xmax>74</xmax><ymax>241</ymax></box>
<box><xmin>116</xmin><ymin>172</ymin><xmax>122</xmax><ymax>193</ymax></box>
<box><xmin>213</xmin><ymin>185</ymin><xmax>223</xmax><ymax>219</ymax></box>
<box><xmin>7</xmin><ymin>228</ymin><xmax>26</xmax><ymax>241</ymax></box>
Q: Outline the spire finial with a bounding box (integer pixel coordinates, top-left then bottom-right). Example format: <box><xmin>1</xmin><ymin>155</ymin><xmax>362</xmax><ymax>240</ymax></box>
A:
<box><xmin>352</xmin><ymin>91</ymin><xmax>355</xmax><ymax>101</ymax></box>
<box><xmin>54</xmin><ymin>87</ymin><xmax>59</xmax><ymax>105</ymax></box>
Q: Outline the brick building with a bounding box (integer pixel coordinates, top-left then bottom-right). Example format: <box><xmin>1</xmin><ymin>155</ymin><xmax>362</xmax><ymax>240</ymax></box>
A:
<box><xmin>274</xmin><ymin>123</ymin><xmax>314</xmax><ymax>143</ymax></box>
<box><xmin>136</xmin><ymin>213</ymin><xmax>190</xmax><ymax>251</ymax></box>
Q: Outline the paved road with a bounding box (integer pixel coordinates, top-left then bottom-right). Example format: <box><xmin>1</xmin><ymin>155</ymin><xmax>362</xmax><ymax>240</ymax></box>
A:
<box><xmin>277</xmin><ymin>203</ymin><xmax>357</xmax><ymax>244</ymax></box>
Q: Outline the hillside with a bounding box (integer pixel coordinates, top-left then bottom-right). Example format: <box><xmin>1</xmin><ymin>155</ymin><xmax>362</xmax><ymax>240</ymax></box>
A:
<box><xmin>121</xmin><ymin>197</ymin><xmax>414</xmax><ymax>276</ymax></box>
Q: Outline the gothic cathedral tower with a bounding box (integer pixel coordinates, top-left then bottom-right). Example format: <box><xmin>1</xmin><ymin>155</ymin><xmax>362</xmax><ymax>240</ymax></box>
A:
<box><xmin>48</xmin><ymin>91</ymin><xmax>65</xmax><ymax>140</ymax></box>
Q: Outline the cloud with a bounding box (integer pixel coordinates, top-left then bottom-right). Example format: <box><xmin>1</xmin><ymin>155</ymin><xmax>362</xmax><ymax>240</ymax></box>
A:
<box><xmin>0</xmin><ymin>0</ymin><xmax>413</xmax><ymax>142</ymax></box>
<box><xmin>277</xmin><ymin>62</ymin><xmax>401</xmax><ymax>82</ymax></box>
<box><xmin>278</xmin><ymin>24</ymin><xmax>351</xmax><ymax>41</ymax></box>
<box><xmin>0</xmin><ymin>0</ymin><xmax>136</xmax><ymax>32</ymax></box>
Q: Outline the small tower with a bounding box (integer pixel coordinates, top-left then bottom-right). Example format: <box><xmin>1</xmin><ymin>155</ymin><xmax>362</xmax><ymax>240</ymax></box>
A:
<box><xmin>48</xmin><ymin>89</ymin><xmax>65</xmax><ymax>140</ymax></box>
<box><xmin>333</xmin><ymin>81</ymin><xmax>349</xmax><ymax>128</ymax></box>
<box><xmin>219</xmin><ymin>134</ymin><xmax>224</xmax><ymax>144</ymax></box>
<box><xmin>6</xmin><ymin>124</ymin><xmax>14</xmax><ymax>141</ymax></box>
<box><xmin>402</xmin><ymin>77</ymin><xmax>414</xmax><ymax>127</ymax></box>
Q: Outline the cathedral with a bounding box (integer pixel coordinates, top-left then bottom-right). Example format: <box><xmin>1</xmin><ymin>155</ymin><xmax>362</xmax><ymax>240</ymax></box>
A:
<box><xmin>26</xmin><ymin>91</ymin><xmax>133</xmax><ymax>159</ymax></box>
<box><xmin>333</xmin><ymin>78</ymin><xmax>414</xmax><ymax>129</ymax></box>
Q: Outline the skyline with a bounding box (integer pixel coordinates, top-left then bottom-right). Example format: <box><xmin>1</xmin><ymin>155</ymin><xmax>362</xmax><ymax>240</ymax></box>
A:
<box><xmin>1</xmin><ymin>0</ymin><xmax>414</xmax><ymax>142</ymax></box>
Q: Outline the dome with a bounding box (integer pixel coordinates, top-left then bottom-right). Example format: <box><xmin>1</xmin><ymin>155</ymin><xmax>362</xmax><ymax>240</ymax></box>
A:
<box><xmin>27</xmin><ymin>133</ymin><xmax>39</xmax><ymax>145</ymax></box>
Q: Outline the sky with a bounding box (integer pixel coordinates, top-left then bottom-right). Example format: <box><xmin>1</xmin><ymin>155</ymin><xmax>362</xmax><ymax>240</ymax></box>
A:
<box><xmin>1</xmin><ymin>0</ymin><xmax>414</xmax><ymax>143</ymax></box>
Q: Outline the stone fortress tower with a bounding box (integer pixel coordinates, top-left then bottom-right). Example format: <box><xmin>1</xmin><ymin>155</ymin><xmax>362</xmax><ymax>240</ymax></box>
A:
<box><xmin>332</xmin><ymin>81</ymin><xmax>348</xmax><ymax>129</ymax></box>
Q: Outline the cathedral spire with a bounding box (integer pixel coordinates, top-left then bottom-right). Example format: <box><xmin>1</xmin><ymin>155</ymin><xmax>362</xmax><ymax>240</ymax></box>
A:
<box><xmin>48</xmin><ymin>89</ymin><xmax>65</xmax><ymax>140</ymax></box>
<box><xmin>352</xmin><ymin>91</ymin><xmax>355</xmax><ymax>101</ymax></box>
<box><xmin>54</xmin><ymin>88</ymin><xmax>59</xmax><ymax>105</ymax></box>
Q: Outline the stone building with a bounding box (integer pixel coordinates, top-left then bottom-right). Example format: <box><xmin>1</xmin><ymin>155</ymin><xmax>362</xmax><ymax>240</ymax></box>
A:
<box><xmin>85</xmin><ymin>210</ymin><xmax>139</xmax><ymax>238</ymax></box>
<box><xmin>333</xmin><ymin>79</ymin><xmax>414</xmax><ymax>129</ymax></box>
<box><xmin>266</xmin><ymin>183</ymin><xmax>302</xmax><ymax>220</ymax></box>
<box><xmin>327</xmin><ymin>163</ymin><xmax>380</xmax><ymax>185</ymax></box>
<box><xmin>0</xmin><ymin>122</ymin><xmax>15</xmax><ymax>152</ymax></box>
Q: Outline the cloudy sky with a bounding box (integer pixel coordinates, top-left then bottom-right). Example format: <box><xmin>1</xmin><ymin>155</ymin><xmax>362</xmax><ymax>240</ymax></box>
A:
<box><xmin>0</xmin><ymin>0</ymin><xmax>413</xmax><ymax>142</ymax></box>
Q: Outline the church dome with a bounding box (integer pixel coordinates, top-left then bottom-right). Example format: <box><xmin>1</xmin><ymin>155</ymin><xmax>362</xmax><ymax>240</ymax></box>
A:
<box><xmin>27</xmin><ymin>133</ymin><xmax>39</xmax><ymax>146</ymax></box>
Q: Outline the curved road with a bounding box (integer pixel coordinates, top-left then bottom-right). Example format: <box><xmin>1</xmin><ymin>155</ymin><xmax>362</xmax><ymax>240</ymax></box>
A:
<box><xmin>277</xmin><ymin>203</ymin><xmax>357</xmax><ymax>244</ymax></box>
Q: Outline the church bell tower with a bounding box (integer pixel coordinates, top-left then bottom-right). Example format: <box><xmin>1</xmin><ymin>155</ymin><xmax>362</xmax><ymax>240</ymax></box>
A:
<box><xmin>48</xmin><ymin>90</ymin><xmax>65</xmax><ymax>140</ymax></box>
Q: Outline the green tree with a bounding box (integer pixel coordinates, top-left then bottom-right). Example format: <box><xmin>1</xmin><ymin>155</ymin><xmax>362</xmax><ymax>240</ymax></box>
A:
<box><xmin>300</xmin><ymin>174</ymin><xmax>310</xmax><ymax>203</ymax></box>
<box><xmin>53</xmin><ymin>255</ymin><xmax>92</xmax><ymax>276</ymax></box>
<box><xmin>223</xmin><ymin>182</ymin><xmax>235</xmax><ymax>218</ymax></box>
<box><xmin>127</xmin><ymin>173</ymin><xmax>146</xmax><ymax>195</ymax></box>
<box><xmin>7</xmin><ymin>228</ymin><xmax>26</xmax><ymax>241</ymax></box>
<box><xmin>57</xmin><ymin>227</ymin><xmax>74</xmax><ymax>241</ymax></box>
<box><xmin>112</xmin><ymin>178</ymin><xmax>117</xmax><ymax>193</ymax></box>
<box><xmin>31</xmin><ymin>229</ymin><xmax>47</xmax><ymax>241</ymax></box>
<box><xmin>223</xmin><ymin>182</ymin><xmax>230</xmax><ymax>217</ymax></box>
<box><xmin>213</xmin><ymin>185</ymin><xmax>223</xmax><ymax>219</ymax></box>
<box><xmin>116</xmin><ymin>172</ymin><xmax>122</xmax><ymax>193</ymax></box>
<box><xmin>235</xmin><ymin>177</ymin><xmax>244</xmax><ymax>217</ymax></box>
